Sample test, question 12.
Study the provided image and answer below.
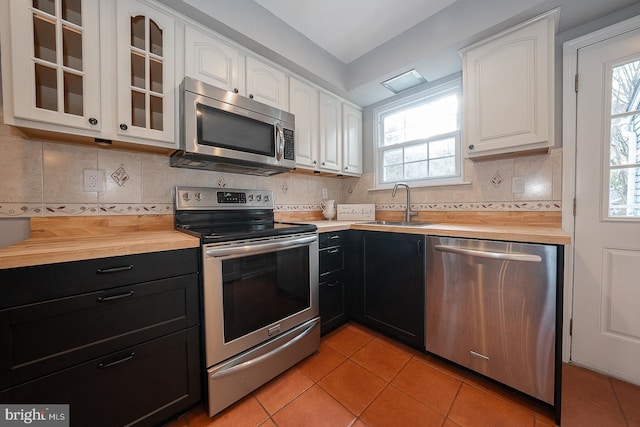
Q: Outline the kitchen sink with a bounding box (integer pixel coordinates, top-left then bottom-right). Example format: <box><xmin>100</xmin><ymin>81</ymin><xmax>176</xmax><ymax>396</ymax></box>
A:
<box><xmin>364</xmin><ymin>220</ymin><xmax>432</xmax><ymax>228</ymax></box>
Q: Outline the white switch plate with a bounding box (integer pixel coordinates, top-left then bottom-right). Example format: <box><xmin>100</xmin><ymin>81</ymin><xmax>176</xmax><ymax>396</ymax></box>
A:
<box><xmin>512</xmin><ymin>176</ymin><xmax>525</xmax><ymax>194</ymax></box>
<box><xmin>322</xmin><ymin>188</ymin><xmax>328</xmax><ymax>199</ymax></box>
<box><xmin>84</xmin><ymin>169</ymin><xmax>105</xmax><ymax>192</ymax></box>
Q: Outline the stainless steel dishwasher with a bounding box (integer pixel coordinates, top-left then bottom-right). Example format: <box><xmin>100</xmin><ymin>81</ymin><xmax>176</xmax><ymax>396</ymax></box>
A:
<box><xmin>426</xmin><ymin>236</ymin><xmax>559</xmax><ymax>405</ymax></box>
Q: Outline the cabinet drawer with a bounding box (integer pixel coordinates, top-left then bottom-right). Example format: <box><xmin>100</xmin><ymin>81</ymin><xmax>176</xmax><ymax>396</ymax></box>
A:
<box><xmin>0</xmin><ymin>274</ymin><xmax>199</xmax><ymax>389</ymax></box>
<box><xmin>319</xmin><ymin>245</ymin><xmax>344</xmax><ymax>275</ymax></box>
<box><xmin>319</xmin><ymin>231</ymin><xmax>346</xmax><ymax>248</ymax></box>
<box><xmin>0</xmin><ymin>327</ymin><xmax>201</xmax><ymax>427</ymax></box>
<box><xmin>319</xmin><ymin>272</ymin><xmax>346</xmax><ymax>334</ymax></box>
<box><xmin>0</xmin><ymin>248</ymin><xmax>198</xmax><ymax>309</ymax></box>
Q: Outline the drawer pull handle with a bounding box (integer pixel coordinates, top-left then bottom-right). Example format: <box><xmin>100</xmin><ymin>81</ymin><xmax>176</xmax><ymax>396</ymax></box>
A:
<box><xmin>327</xmin><ymin>281</ymin><xmax>341</xmax><ymax>287</ymax></box>
<box><xmin>327</xmin><ymin>248</ymin><xmax>340</xmax><ymax>254</ymax></box>
<box><xmin>328</xmin><ymin>235</ymin><xmax>340</xmax><ymax>240</ymax></box>
<box><xmin>96</xmin><ymin>265</ymin><xmax>134</xmax><ymax>274</ymax></box>
<box><xmin>98</xmin><ymin>352</ymin><xmax>136</xmax><ymax>369</ymax></box>
<box><xmin>97</xmin><ymin>290</ymin><xmax>135</xmax><ymax>302</ymax></box>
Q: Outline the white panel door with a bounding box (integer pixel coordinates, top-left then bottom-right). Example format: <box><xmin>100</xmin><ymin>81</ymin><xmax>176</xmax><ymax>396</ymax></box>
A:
<box><xmin>572</xmin><ymin>27</ymin><xmax>640</xmax><ymax>386</ymax></box>
<box><xmin>184</xmin><ymin>26</ymin><xmax>239</xmax><ymax>93</ymax></box>
<box><xmin>342</xmin><ymin>104</ymin><xmax>362</xmax><ymax>175</ymax></box>
<box><xmin>245</xmin><ymin>56</ymin><xmax>288</xmax><ymax>110</ymax></box>
<box><xmin>289</xmin><ymin>77</ymin><xmax>318</xmax><ymax>169</ymax></box>
<box><xmin>318</xmin><ymin>92</ymin><xmax>342</xmax><ymax>172</ymax></box>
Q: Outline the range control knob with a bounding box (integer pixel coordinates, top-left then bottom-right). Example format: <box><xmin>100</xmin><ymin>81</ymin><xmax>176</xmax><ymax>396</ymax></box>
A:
<box><xmin>248</xmin><ymin>194</ymin><xmax>254</xmax><ymax>202</ymax></box>
<box><xmin>264</xmin><ymin>195</ymin><xmax>270</xmax><ymax>202</ymax></box>
<box><xmin>256</xmin><ymin>195</ymin><xmax>262</xmax><ymax>201</ymax></box>
<box><xmin>182</xmin><ymin>192</ymin><xmax>191</xmax><ymax>202</ymax></box>
<box><xmin>195</xmin><ymin>192</ymin><xmax>203</xmax><ymax>201</ymax></box>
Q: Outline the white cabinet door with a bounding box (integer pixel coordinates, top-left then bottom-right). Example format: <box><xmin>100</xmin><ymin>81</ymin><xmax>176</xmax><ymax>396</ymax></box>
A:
<box><xmin>184</xmin><ymin>26</ymin><xmax>240</xmax><ymax>93</ymax></box>
<box><xmin>245</xmin><ymin>56</ymin><xmax>288</xmax><ymax>110</ymax></box>
<box><xmin>342</xmin><ymin>104</ymin><xmax>362</xmax><ymax>175</ymax></box>
<box><xmin>289</xmin><ymin>77</ymin><xmax>319</xmax><ymax>170</ymax></box>
<box><xmin>116</xmin><ymin>0</ymin><xmax>175</xmax><ymax>145</ymax></box>
<box><xmin>318</xmin><ymin>92</ymin><xmax>342</xmax><ymax>172</ymax></box>
<box><xmin>8</xmin><ymin>0</ymin><xmax>101</xmax><ymax>131</ymax></box>
<box><xmin>461</xmin><ymin>10</ymin><xmax>557</xmax><ymax>158</ymax></box>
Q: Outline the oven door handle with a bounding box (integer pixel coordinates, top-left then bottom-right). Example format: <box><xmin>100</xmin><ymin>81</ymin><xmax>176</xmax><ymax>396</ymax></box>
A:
<box><xmin>210</xmin><ymin>320</ymin><xmax>319</xmax><ymax>380</ymax></box>
<box><xmin>205</xmin><ymin>235</ymin><xmax>317</xmax><ymax>258</ymax></box>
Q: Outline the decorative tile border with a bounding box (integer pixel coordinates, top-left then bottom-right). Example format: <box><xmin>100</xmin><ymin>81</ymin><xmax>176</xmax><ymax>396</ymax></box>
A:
<box><xmin>98</xmin><ymin>204</ymin><xmax>173</xmax><ymax>215</ymax></box>
<box><xmin>275</xmin><ymin>204</ymin><xmax>321</xmax><ymax>212</ymax></box>
<box><xmin>277</xmin><ymin>201</ymin><xmax>561</xmax><ymax>213</ymax></box>
<box><xmin>44</xmin><ymin>204</ymin><xmax>99</xmax><ymax>216</ymax></box>
<box><xmin>0</xmin><ymin>203</ymin><xmax>44</xmax><ymax>217</ymax></box>
<box><xmin>376</xmin><ymin>201</ymin><xmax>561</xmax><ymax>212</ymax></box>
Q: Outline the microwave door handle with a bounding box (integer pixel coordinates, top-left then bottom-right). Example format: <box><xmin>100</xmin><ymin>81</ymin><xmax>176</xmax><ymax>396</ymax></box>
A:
<box><xmin>275</xmin><ymin>122</ymin><xmax>284</xmax><ymax>161</ymax></box>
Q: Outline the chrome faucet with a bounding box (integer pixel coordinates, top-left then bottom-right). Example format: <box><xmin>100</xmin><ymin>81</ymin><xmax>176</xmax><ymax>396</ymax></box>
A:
<box><xmin>392</xmin><ymin>182</ymin><xmax>417</xmax><ymax>222</ymax></box>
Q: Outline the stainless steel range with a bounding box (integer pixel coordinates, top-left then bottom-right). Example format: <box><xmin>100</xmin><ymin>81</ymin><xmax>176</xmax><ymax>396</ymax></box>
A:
<box><xmin>174</xmin><ymin>186</ymin><xmax>320</xmax><ymax>416</ymax></box>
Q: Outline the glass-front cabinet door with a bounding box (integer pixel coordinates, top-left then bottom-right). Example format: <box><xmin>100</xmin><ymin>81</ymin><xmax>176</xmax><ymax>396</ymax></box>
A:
<box><xmin>116</xmin><ymin>0</ymin><xmax>174</xmax><ymax>145</ymax></box>
<box><xmin>9</xmin><ymin>0</ymin><xmax>101</xmax><ymax>130</ymax></box>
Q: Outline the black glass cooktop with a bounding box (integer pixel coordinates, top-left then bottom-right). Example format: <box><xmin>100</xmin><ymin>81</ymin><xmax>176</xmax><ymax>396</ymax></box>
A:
<box><xmin>177</xmin><ymin>221</ymin><xmax>317</xmax><ymax>244</ymax></box>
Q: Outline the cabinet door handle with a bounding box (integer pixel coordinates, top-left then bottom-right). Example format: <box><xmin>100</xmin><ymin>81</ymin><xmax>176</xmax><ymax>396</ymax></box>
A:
<box><xmin>327</xmin><ymin>248</ymin><xmax>340</xmax><ymax>254</ymax></box>
<box><xmin>416</xmin><ymin>239</ymin><xmax>423</xmax><ymax>257</ymax></box>
<box><xmin>98</xmin><ymin>352</ymin><xmax>136</xmax><ymax>369</ymax></box>
<box><xmin>327</xmin><ymin>281</ymin><xmax>341</xmax><ymax>287</ymax></box>
<box><xmin>96</xmin><ymin>265</ymin><xmax>133</xmax><ymax>274</ymax></box>
<box><xmin>97</xmin><ymin>290</ymin><xmax>135</xmax><ymax>302</ymax></box>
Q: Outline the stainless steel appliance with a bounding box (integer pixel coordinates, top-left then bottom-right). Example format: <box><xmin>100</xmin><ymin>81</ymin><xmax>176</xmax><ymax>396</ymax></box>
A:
<box><xmin>171</xmin><ymin>77</ymin><xmax>296</xmax><ymax>176</ymax></box>
<box><xmin>174</xmin><ymin>186</ymin><xmax>319</xmax><ymax>416</ymax></box>
<box><xmin>426</xmin><ymin>237</ymin><xmax>560</xmax><ymax>407</ymax></box>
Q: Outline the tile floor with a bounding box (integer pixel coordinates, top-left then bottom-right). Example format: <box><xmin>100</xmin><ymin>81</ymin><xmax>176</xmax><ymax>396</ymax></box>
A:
<box><xmin>166</xmin><ymin>323</ymin><xmax>640</xmax><ymax>427</ymax></box>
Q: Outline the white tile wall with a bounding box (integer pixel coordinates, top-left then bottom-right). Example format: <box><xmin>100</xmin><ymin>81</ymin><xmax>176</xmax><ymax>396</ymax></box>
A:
<box><xmin>0</xmin><ymin>104</ymin><xmax>561</xmax><ymax>218</ymax></box>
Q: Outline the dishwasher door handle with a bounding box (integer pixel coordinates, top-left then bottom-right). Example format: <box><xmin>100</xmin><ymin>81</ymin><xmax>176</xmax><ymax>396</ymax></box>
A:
<box><xmin>434</xmin><ymin>245</ymin><xmax>542</xmax><ymax>263</ymax></box>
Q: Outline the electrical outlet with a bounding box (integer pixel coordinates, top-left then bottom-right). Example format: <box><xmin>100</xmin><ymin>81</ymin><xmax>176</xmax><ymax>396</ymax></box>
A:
<box><xmin>84</xmin><ymin>169</ymin><xmax>105</xmax><ymax>192</ymax></box>
<box><xmin>322</xmin><ymin>188</ymin><xmax>328</xmax><ymax>199</ymax></box>
<box><xmin>512</xmin><ymin>177</ymin><xmax>525</xmax><ymax>194</ymax></box>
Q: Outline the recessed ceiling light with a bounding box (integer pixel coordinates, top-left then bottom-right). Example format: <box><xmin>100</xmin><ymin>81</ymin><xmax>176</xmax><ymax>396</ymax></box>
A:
<box><xmin>381</xmin><ymin>69</ymin><xmax>427</xmax><ymax>94</ymax></box>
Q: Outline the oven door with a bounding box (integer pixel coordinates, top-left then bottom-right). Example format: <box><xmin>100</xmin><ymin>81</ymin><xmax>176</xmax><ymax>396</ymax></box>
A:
<box><xmin>202</xmin><ymin>233</ymin><xmax>319</xmax><ymax>367</ymax></box>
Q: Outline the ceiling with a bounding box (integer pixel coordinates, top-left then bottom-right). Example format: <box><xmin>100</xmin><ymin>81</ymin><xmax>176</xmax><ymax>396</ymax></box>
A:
<box><xmin>164</xmin><ymin>0</ymin><xmax>640</xmax><ymax>106</ymax></box>
<box><xmin>253</xmin><ymin>0</ymin><xmax>460</xmax><ymax>64</ymax></box>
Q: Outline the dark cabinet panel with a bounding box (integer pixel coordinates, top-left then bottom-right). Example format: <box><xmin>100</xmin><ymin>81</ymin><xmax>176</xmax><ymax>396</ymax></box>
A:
<box><xmin>351</xmin><ymin>231</ymin><xmax>425</xmax><ymax>348</ymax></box>
<box><xmin>1</xmin><ymin>274</ymin><xmax>198</xmax><ymax>389</ymax></box>
<box><xmin>0</xmin><ymin>248</ymin><xmax>199</xmax><ymax>309</ymax></box>
<box><xmin>319</xmin><ymin>231</ymin><xmax>348</xmax><ymax>334</ymax></box>
<box><xmin>0</xmin><ymin>248</ymin><xmax>201</xmax><ymax>427</ymax></box>
<box><xmin>0</xmin><ymin>328</ymin><xmax>201</xmax><ymax>427</ymax></box>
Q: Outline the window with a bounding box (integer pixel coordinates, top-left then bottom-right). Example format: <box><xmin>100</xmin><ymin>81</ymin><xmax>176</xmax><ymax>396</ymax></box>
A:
<box><xmin>607</xmin><ymin>58</ymin><xmax>640</xmax><ymax>218</ymax></box>
<box><xmin>374</xmin><ymin>79</ymin><xmax>462</xmax><ymax>188</ymax></box>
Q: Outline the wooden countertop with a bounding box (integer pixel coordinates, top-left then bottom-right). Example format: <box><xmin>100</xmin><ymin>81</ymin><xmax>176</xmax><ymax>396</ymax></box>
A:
<box><xmin>310</xmin><ymin>220</ymin><xmax>571</xmax><ymax>245</ymax></box>
<box><xmin>0</xmin><ymin>231</ymin><xmax>200</xmax><ymax>270</ymax></box>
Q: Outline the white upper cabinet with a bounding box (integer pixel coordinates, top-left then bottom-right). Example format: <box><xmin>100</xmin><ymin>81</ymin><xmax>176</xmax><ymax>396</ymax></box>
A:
<box><xmin>245</xmin><ymin>56</ymin><xmax>288</xmax><ymax>110</ymax></box>
<box><xmin>342</xmin><ymin>104</ymin><xmax>363</xmax><ymax>175</ymax></box>
<box><xmin>289</xmin><ymin>77</ymin><xmax>319</xmax><ymax>169</ymax></box>
<box><xmin>318</xmin><ymin>92</ymin><xmax>342</xmax><ymax>173</ymax></box>
<box><xmin>461</xmin><ymin>9</ymin><xmax>558</xmax><ymax>158</ymax></box>
<box><xmin>184</xmin><ymin>26</ymin><xmax>240</xmax><ymax>93</ymax></box>
<box><xmin>7</xmin><ymin>0</ymin><xmax>101</xmax><ymax>131</ymax></box>
<box><xmin>116</xmin><ymin>0</ymin><xmax>175</xmax><ymax>145</ymax></box>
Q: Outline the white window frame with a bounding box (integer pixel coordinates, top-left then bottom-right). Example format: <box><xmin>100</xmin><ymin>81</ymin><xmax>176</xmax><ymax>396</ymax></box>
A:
<box><xmin>373</xmin><ymin>78</ymin><xmax>464</xmax><ymax>190</ymax></box>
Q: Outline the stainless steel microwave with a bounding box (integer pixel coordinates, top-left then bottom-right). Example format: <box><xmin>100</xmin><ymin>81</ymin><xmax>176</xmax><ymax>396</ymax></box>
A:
<box><xmin>171</xmin><ymin>77</ymin><xmax>295</xmax><ymax>176</ymax></box>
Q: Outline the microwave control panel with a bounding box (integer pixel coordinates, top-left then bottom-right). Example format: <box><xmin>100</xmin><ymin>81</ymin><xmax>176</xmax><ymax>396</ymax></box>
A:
<box><xmin>283</xmin><ymin>129</ymin><xmax>294</xmax><ymax>161</ymax></box>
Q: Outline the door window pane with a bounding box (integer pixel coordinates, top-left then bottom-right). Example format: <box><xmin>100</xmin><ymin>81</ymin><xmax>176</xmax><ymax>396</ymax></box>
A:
<box><xmin>608</xmin><ymin>58</ymin><xmax>640</xmax><ymax>218</ymax></box>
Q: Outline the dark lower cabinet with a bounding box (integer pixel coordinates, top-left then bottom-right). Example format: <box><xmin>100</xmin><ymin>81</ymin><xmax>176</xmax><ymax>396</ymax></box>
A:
<box><xmin>349</xmin><ymin>231</ymin><xmax>425</xmax><ymax>349</ymax></box>
<box><xmin>0</xmin><ymin>248</ymin><xmax>201</xmax><ymax>427</ymax></box>
<box><xmin>319</xmin><ymin>231</ymin><xmax>348</xmax><ymax>335</ymax></box>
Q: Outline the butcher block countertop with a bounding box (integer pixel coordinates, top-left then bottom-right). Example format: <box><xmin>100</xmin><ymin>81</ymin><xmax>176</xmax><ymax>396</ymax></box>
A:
<box><xmin>0</xmin><ymin>215</ymin><xmax>200</xmax><ymax>270</ymax></box>
<box><xmin>307</xmin><ymin>220</ymin><xmax>571</xmax><ymax>245</ymax></box>
<box><xmin>0</xmin><ymin>231</ymin><xmax>200</xmax><ymax>270</ymax></box>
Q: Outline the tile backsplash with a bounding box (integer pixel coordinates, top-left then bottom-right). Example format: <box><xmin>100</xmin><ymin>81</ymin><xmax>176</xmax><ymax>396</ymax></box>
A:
<box><xmin>0</xmin><ymin>103</ymin><xmax>561</xmax><ymax>218</ymax></box>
